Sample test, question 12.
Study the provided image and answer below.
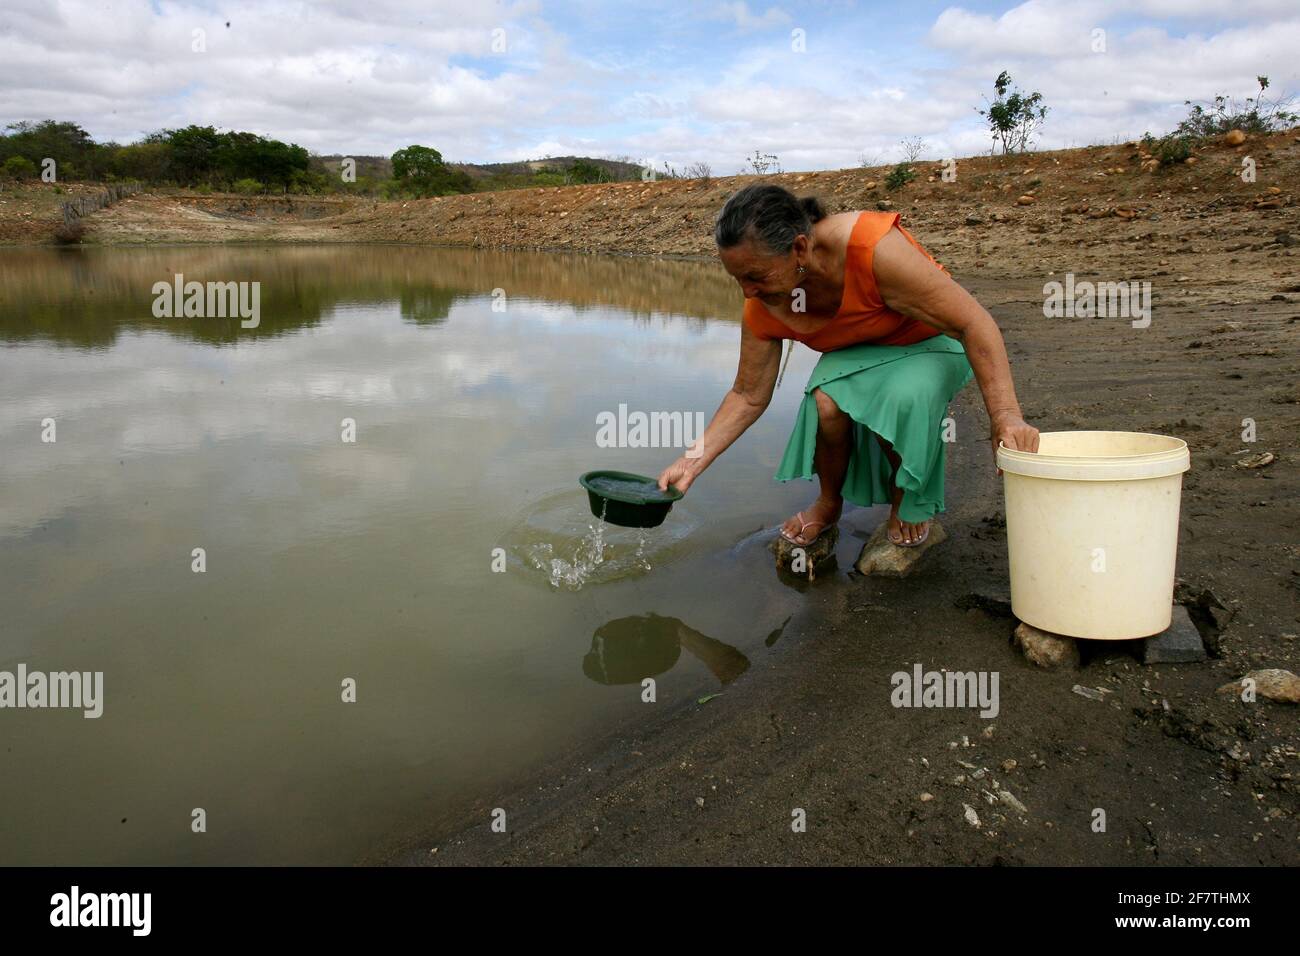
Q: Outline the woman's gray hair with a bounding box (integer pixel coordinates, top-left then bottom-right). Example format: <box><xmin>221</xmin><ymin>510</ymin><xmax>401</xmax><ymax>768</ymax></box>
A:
<box><xmin>713</xmin><ymin>183</ymin><xmax>827</xmax><ymax>256</ymax></box>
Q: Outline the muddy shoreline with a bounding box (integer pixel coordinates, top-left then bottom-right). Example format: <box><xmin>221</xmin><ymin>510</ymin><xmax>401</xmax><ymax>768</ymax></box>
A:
<box><xmin>374</xmin><ymin>273</ymin><xmax>1298</xmax><ymax>866</ymax></box>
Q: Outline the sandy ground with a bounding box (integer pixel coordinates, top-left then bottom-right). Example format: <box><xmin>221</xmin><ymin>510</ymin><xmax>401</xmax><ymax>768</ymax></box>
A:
<box><xmin>4</xmin><ymin>132</ymin><xmax>1297</xmax><ymax>865</ymax></box>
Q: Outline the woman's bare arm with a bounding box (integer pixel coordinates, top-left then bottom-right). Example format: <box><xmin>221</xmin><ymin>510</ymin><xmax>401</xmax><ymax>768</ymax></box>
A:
<box><xmin>871</xmin><ymin>226</ymin><xmax>1040</xmax><ymax>466</ymax></box>
<box><xmin>657</xmin><ymin>322</ymin><xmax>782</xmax><ymax>493</ymax></box>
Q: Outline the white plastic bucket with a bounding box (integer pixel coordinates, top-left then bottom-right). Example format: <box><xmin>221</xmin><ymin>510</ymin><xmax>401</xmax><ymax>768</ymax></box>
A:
<box><xmin>996</xmin><ymin>431</ymin><xmax>1191</xmax><ymax>640</ymax></box>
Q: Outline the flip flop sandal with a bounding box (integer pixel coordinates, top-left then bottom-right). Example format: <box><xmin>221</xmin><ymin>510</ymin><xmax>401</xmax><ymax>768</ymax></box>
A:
<box><xmin>780</xmin><ymin>511</ymin><xmax>835</xmax><ymax>547</ymax></box>
<box><xmin>890</xmin><ymin>523</ymin><xmax>931</xmax><ymax>548</ymax></box>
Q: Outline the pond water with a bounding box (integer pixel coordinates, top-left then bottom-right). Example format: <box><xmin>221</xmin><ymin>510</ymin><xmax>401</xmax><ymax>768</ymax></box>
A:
<box><xmin>0</xmin><ymin>244</ymin><xmax>885</xmax><ymax>864</ymax></box>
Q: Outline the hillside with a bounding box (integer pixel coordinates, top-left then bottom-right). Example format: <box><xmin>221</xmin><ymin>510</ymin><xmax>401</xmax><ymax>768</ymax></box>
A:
<box><xmin>1</xmin><ymin>133</ymin><xmax>1295</xmax><ymax>289</ymax></box>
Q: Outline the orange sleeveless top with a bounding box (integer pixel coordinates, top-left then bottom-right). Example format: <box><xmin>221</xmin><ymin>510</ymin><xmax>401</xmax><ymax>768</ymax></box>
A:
<box><xmin>742</xmin><ymin>211</ymin><xmax>946</xmax><ymax>352</ymax></box>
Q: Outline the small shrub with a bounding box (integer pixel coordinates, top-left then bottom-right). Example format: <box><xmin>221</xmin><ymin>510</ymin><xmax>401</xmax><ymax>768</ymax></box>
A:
<box><xmin>1141</xmin><ymin>131</ymin><xmax>1193</xmax><ymax>166</ymax></box>
<box><xmin>885</xmin><ymin>162</ymin><xmax>917</xmax><ymax>190</ymax></box>
<box><xmin>684</xmin><ymin>161</ymin><xmax>712</xmax><ymax>182</ymax></box>
<box><xmin>195</xmin><ymin>183</ymin><xmax>213</xmax><ymax>195</ymax></box>
<box><xmin>53</xmin><ymin>220</ymin><xmax>86</xmax><ymax>244</ymax></box>
<box><xmin>231</xmin><ymin>178</ymin><xmax>263</xmax><ymax>195</ymax></box>
<box><xmin>1175</xmin><ymin>76</ymin><xmax>1298</xmax><ymax>139</ymax></box>
<box><xmin>3</xmin><ymin>156</ymin><xmax>37</xmax><ymax>179</ymax></box>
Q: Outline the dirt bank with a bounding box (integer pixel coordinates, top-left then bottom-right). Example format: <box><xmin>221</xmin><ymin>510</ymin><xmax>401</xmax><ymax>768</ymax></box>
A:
<box><xmin>5</xmin><ymin>131</ymin><xmax>1296</xmax><ymax>278</ymax></box>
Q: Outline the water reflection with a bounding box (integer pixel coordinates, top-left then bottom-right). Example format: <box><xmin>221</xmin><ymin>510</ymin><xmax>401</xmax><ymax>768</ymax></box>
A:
<box><xmin>0</xmin><ymin>243</ymin><xmax>821</xmax><ymax>864</ymax></box>
<box><xmin>0</xmin><ymin>245</ymin><xmax>742</xmax><ymax>348</ymax></box>
<box><xmin>582</xmin><ymin>613</ymin><xmax>749</xmax><ymax>686</ymax></box>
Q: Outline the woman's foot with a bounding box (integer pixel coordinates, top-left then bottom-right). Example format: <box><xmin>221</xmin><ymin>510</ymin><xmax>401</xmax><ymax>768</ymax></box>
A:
<box><xmin>780</xmin><ymin>495</ymin><xmax>843</xmax><ymax>546</ymax></box>
<box><xmin>887</xmin><ymin>486</ymin><xmax>930</xmax><ymax>547</ymax></box>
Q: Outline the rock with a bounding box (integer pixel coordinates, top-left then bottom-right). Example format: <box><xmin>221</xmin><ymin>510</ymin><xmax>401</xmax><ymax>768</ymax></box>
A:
<box><xmin>1208</xmin><ymin>605</ymin><xmax>1236</xmax><ymax>632</ymax></box>
<box><xmin>962</xmin><ymin>803</ymin><xmax>982</xmax><ymax>828</ymax></box>
<box><xmin>770</xmin><ymin>524</ymin><xmax>838</xmax><ymax>561</ymax></box>
<box><xmin>1236</xmin><ymin>452</ymin><xmax>1275</xmax><ymax>469</ymax></box>
<box><xmin>1001</xmin><ymin>759</ymin><xmax>1018</xmax><ymax>773</ymax></box>
<box><xmin>1072</xmin><ymin>684</ymin><xmax>1108</xmax><ymax>702</ymax></box>
<box><xmin>1216</xmin><ymin>669</ymin><xmax>1300</xmax><ymax>703</ymax></box>
<box><xmin>1016</xmin><ymin>194</ymin><xmax>1036</xmax><ymax>205</ymax></box>
<box><xmin>770</xmin><ymin>524</ymin><xmax>838</xmax><ymax>576</ymax></box>
<box><xmin>1224</xmin><ymin>129</ymin><xmax>1247</xmax><ymax>146</ymax></box>
<box><xmin>1013</xmin><ymin>622</ymin><xmax>1081</xmax><ymax>670</ymax></box>
<box><xmin>854</xmin><ymin>519</ymin><xmax>947</xmax><ymax>576</ymax></box>
<box><xmin>997</xmin><ymin>788</ymin><xmax>1028</xmax><ymax>814</ymax></box>
<box><xmin>1142</xmin><ymin>605</ymin><xmax>1207</xmax><ymax>664</ymax></box>
<box><xmin>919</xmin><ymin>792</ymin><xmax>934</xmax><ymax>802</ymax></box>
<box><xmin>1276</xmin><ymin>232</ymin><xmax>1294</xmax><ymax>247</ymax></box>
<box><xmin>964</xmin><ymin>215</ymin><xmax>984</xmax><ymax>226</ymax></box>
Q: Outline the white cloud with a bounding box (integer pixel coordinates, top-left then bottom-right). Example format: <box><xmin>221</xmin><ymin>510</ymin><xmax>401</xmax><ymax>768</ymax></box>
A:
<box><xmin>0</xmin><ymin>0</ymin><xmax>1296</xmax><ymax>169</ymax></box>
<box><xmin>710</xmin><ymin>2</ymin><xmax>793</xmax><ymax>33</ymax></box>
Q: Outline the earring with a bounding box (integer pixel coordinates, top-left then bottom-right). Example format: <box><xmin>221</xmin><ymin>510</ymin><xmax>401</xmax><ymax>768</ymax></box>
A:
<box><xmin>796</xmin><ymin>265</ymin><xmax>805</xmax><ymax>274</ymax></box>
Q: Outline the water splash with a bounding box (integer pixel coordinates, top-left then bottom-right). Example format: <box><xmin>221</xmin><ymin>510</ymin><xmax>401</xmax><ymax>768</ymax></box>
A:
<box><xmin>527</xmin><ymin>500</ymin><xmax>612</xmax><ymax>590</ymax></box>
<box><xmin>632</xmin><ymin>527</ymin><xmax>651</xmax><ymax>572</ymax></box>
<box><xmin>506</xmin><ymin>489</ymin><xmax>697</xmax><ymax>591</ymax></box>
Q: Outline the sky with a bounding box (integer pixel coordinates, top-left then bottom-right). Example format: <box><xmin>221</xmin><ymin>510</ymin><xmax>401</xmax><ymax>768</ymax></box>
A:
<box><xmin>1</xmin><ymin>0</ymin><xmax>1297</xmax><ymax>172</ymax></box>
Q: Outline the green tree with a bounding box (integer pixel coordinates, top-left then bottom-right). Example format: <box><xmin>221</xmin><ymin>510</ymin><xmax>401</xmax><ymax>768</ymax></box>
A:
<box><xmin>111</xmin><ymin>141</ymin><xmax>172</xmax><ymax>181</ymax></box>
<box><xmin>975</xmin><ymin>71</ymin><xmax>1048</xmax><ymax>155</ymax></box>
<box><xmin>3</xmin><ymin>155</ymin><xmax>37</xmax><ymax>179</ymax></box>
<box><xmin>390</xmin><ymin>145</ymin><xmax>472</xmax><ymax>196</ymax></box>
<box><xmin>567</xmin><ymin>159</ymin><xmax>610</xmax><ymax>184</ymax></box>
<box><xmin>218</xmin><ymin>132</ymin><xmax>309</xmax><ymax>191</ymax></box>
<box><xmin>164</xmin><ymin>125</ymin><xmax>224</xmax><ymax>184</ymax></box>
<box><xmin>0</xmin><ymin>120</ymin><xmax>106</xmax><ymax>178</ymax></box>
<box><xmin>391</xmin><ymin>145</ymin><xmax>446</xmax><ymax>181</ymax></box>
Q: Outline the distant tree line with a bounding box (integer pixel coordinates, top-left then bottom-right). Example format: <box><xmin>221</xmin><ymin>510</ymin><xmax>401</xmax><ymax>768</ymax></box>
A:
<box><xmin>0</xmin><ymin>120</ymin><xmax>313</xmax><ymax>192</ymax></box>
<box><xmin>0</xmin><ymin>121</ymin><xmax>715</xmax><ymax>196</ymax></box>
<box><xmin>0</xmin><ymin>119</ymin><xmax>475</xmax><ymax>197</ymax></box>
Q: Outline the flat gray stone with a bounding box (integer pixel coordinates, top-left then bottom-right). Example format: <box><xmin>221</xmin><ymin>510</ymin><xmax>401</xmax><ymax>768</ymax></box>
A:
<box><xmin>1143</xmin><ymin>605</ymin><xmax>1207</xmax><ymax>664</ymax></box>
<box><xmin>854</xmin><ymin>519</ymin><xmax>947</xmax><ymax>577</ymax></box>
<box><xmin>1013</xmin><ymin>622</ymin><xmax>1080</xmax><ymax>670</ymax></box>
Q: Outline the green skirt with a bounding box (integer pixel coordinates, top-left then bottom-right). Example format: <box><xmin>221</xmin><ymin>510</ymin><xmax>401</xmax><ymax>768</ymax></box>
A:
<box><xmin>773</xmin><ymin>335</ymin><xmax>974</xmax><ymax>523</ymax></box>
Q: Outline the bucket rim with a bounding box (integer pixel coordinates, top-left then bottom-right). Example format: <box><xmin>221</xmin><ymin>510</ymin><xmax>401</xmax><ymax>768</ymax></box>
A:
<box><xmin>996</xmin><ymin>430</ymin><xmax>1190</xmax><ymax>480</ymax></box>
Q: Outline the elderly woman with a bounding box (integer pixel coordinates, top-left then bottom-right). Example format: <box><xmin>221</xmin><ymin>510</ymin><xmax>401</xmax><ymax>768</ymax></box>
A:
<box><xmin>657</xmin><ymin>183</ymin><xmax>1039</xmax><ymax>548</ymax></box>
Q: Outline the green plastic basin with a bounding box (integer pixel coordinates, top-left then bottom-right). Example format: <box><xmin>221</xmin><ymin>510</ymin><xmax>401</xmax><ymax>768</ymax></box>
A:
<box><xmin>579</xmin><ymin>470</ymin><xmax>683</xmax><ymax>528</ymax></box>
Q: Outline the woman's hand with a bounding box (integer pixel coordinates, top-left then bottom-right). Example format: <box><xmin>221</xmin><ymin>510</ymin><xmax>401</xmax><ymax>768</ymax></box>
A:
<box><xmin>657</xmin><ymin>455</ymin><xmax>701</xmax><ymax>494</ymax></box>
<box><xmin>991</xmin><ymin>411</ymin><xmax>1040</xmax><ymax>475</ymax></box>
